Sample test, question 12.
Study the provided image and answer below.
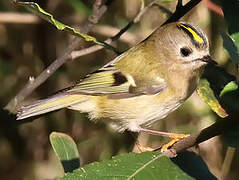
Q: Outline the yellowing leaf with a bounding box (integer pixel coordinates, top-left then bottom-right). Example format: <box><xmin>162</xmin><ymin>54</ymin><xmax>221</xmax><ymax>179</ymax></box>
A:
<box><xmin>197</xmin><ymin>79</ymin><xmax>228</xmax><ymax>118</ymax></box>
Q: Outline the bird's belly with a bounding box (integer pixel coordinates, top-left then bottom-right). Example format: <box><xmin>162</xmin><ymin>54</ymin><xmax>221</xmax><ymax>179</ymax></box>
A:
<box><xmin>94</xmin><ymin>94</ymin><xmax>183</xmax><ymax>132</ymax></box>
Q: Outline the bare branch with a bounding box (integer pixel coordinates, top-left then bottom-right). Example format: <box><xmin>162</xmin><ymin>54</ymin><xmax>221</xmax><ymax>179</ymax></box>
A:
<box><xmin>92</xmin><ymin>25</ymin><xmax>139</xmax><ymax>45</ymax></box>
<box><xmin>72</xmin><ymin>0</ymin><xmax>158</xmax><ymax>60</ymax></box>
<box><xmin>0</xmin><ymin>12</ymin><xmax>39</xmax><ymax>24</ymax></box>
<box><xmin>220</xmin><ymin>147</ymin><xmax>236</xmax><ymax>179</ymax></box>
<box><xmin>161</xmin><ymin>118</ymin><xmax>238</xmax><ymax>157</ymax></box>
<box><xmin>162</xmin><ymin>0</ymin><xmax>202</xmax><ymax>26</ymax></box>
<box><xmin>5</xmin><ymin>0</ymin><xmax>108</xmax><ymax>113</ymax></box>
<box><xmin>176</xmin><ymin>0</ymin><xmax>183</xmax><ymax>10</ymax></box>
<box><xmin>112</xmin><ymin>0</ymin><xmax>158</xmax><ymax>42</ymax></box>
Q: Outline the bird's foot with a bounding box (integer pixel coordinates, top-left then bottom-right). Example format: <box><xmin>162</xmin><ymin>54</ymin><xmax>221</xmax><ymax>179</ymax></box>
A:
<box><xmin>138</xmin><ymin>127</ymin><xmax>189</xmax><ymax>153</ymax></box>
<box><xmin>135</xmin><ymin>141</ymin><xmax>155</xmax><ymax>152</ymax></box>
<box><xmin>161</xmin><ymin>133</ymin><xmax>189</xmax><ymax>152</ymax></box>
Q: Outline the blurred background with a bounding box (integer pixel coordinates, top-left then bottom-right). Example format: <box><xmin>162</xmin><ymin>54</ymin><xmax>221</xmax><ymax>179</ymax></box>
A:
<box><xmin>0</xmin><ymin>0</ymin><xmax>238</xmax><ymax>179</ymax></box>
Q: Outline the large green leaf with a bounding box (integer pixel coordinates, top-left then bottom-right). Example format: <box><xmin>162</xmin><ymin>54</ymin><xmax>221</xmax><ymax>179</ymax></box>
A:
<box><xmin>50</xmin><ymin>132</ymin><xmax>80</xmax><ymax>173</ymax></box>
<box><xmin>59</xmin><ymin>151</ymin><xmax>194</xmax><ymax>180</ymax></box>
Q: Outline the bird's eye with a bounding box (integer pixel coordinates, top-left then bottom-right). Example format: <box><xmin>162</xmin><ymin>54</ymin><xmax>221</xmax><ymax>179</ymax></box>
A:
<box><xmin>180</xmin><ymin>47</ymin><xmax>192</xmax><ymax>57</ymax></box>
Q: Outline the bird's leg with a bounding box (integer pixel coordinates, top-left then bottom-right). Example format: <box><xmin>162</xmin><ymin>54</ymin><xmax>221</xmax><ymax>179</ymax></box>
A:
<box><xmin>138</xmin><ymin>127</ymin><xmax>189</xmax><ymax>152</ymax></box>
<box><xmin>129</xmin><ymin>131</ymin><xmax>154</xmax><ymax>152</ymax></box>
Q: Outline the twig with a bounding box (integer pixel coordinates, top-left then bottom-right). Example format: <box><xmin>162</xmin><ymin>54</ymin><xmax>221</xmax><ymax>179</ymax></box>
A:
<box><xmin>176</xmin><ymin>0</ymin><xmax>183</xmax><ymax>10</ymax></box>
<box><xmin>112</xmin><ymin>0</ymin><xmax>156</xmax><ymax>42</ymax></box>
<box><xmin>153</xmin><ymin>4</ymin><xmax>173</xmax><ymax>17</ymax></box>
<box><xmin>92</xmin><ymin>25</ymin><xmax>139</xmax><ymax>45</ymax></box>
<box><xmin>5</xmin><ymin>0</ymin><xmax>107</xmax><ymax>113</ymax></box>
<box><xmin>72</xmin><ymin>0</ymin><xmax>158</xmax><ymax>60</ymax></box>
<box><xmin>0</xmin><ymin>12</ymin><xmax>39</xmax><ymax>24</ymax></box>
<box><xmin>162</xmin><ymin>0</ymin><xmax>202</xmax><ymax>26</ymax></box>
<box><xmin>220</xmin><ymin>147</ymin><xmax>236</xmax><ymax>180</ymax></box>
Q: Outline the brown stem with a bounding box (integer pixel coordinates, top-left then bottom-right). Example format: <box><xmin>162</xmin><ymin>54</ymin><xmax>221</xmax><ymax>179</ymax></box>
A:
<box><xmin>5</xmin><ymin>0</ymin><xmax>107</xmax><ymax>113</ymax></box>
<box><xmin>72</xmin><ymin>0</ymin><xmax>160</xmax><ymax>60</ymax></box>
<box><xmin>162</xmin><ymin>0</ymin><xmax>202</xmax><ymax>26</ymax></box>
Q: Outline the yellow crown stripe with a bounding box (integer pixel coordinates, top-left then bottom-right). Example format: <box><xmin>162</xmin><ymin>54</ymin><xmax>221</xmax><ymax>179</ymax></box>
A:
<box><xmin>178</xmin><ymin>24</ymin><xmax>204</xmax><ymax>44</ymax></box>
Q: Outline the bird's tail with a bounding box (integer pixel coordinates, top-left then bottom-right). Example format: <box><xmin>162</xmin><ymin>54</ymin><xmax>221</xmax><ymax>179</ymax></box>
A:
<box><xmin>17</xmin><ymin>94</ymin><xmax>89</xmax><ymax>120</ymax></box>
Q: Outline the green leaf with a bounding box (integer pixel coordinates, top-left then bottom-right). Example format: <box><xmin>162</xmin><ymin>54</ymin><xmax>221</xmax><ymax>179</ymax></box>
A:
<box><xmin>219</xmin><ymin>0</ymin><xmax>239</xmax><ymax>63</ymax></box>
<box><xmin>197</xmin><ymin>79</ymin><xmax>228</xmax><ymax>118</ymax></box>
<box><xmin>50</xmin><ymin>132</ymin><xmax>80</xmax><ymax>173</ymax></box>
<box><xmin>220</xmin><ymin>81</ymin><xmax>238</xmax><ymax>97</ymax></box>
<box><xmin>16</xmin><ymin>1</ymin><xmax>103</xmax><ymax>46</ymax></box>
<box><xmin>59</xmin><ymin>152</ymin><xmax>194</xmax><ymax>180</ymax></box>
<box><xmin>221</xmin><ymin>32</ymin><xmax>239</xmax><ymax>63</ymax></box>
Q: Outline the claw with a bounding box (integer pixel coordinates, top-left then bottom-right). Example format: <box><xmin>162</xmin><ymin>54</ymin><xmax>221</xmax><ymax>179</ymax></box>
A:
<box><xmin>135</xmin><ymin>141</ymin><xmax>155</xmax><ymax>152</ymax></box>
<box><xmin>161</xmin><ymin>134</ymin><xmax>190</xmax><ymax>152</ymax></box>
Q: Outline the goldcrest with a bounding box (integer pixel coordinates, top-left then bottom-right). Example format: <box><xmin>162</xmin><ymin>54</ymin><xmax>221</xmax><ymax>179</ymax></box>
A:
<box><xmin>17</xmin><ymin>22</ymin><xmax>216</xmax><ymax>147</ymax></box>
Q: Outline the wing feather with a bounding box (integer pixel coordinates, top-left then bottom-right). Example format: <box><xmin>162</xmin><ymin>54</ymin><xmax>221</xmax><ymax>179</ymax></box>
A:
<box><xmin>63</xmin><ymin>57</ymin><xmax>167</xmax><ymax>97</ymax></box>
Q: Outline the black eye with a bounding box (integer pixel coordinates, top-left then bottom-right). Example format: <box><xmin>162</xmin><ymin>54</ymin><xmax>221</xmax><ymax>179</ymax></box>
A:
<box><xmin>180</xmin><ymin>47</ymin><xmax>192</xmax><ymax>57</ymax></box>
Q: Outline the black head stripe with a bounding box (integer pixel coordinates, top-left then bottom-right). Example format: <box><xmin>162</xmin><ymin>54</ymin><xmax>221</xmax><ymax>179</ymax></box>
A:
<box><xmin>177</xmin><ymin>23</ymin><xmax>207</xmax><ymax>48</ymax></box>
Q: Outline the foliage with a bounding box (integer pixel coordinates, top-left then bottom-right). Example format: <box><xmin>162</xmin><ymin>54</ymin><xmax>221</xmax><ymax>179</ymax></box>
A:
<box><xmin>50</xmin><ymin>132</ymin><xmax>80</xmax><ymax>173</ymax></box>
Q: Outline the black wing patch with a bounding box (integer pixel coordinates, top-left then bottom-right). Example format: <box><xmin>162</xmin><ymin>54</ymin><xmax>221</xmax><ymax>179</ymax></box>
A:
<box><xmin>112</xmin><ymin>72</ymin><xmax>128</xmax><ymax>86</ymax></box>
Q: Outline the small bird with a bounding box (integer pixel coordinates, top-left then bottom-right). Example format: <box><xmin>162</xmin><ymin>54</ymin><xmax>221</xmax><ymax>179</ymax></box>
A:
<box><xmin>17</xmin><ymin>22</ymin><xmax>216</xmax><ymax>152</ymax></box>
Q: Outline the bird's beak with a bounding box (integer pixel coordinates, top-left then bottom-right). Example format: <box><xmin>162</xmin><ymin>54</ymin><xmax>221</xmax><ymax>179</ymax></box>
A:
<box><xmin>201</xmin><ymin>55</ymin><xmax>218</xmax><ymax>65</ymax></box>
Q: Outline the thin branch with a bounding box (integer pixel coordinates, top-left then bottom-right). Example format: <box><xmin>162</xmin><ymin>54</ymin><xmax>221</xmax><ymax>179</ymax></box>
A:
<box><xmin>0</xmin><ymin>12</ymin><xmax>39</xmax><ymax>24</ymax></box>
<box><xmin>112</xmin><ymin>0</ymin><xmax>156</xmax><ymax>42</ymax></box>
<box><xmin>162</xmin><ymin>0</ymin><xmax>202</xmax><ymax>26</ymax></box>
<box><xmin>5</xmin><ymin>0</ymin><xmax>107</xmax><ymax>113</ymax></box>
<box><xmin>176</xmin><ymin>0</ymin><xmax>183</xmax><ymax>10</ymax></box>
<box><xmin>162</xmin><ymin>118</ymin><xmax>238</xmax><ymax>157</ymax></box>
<box><xmin>153</xmin><ymin>4</ymin><xmax>173</xmax><ymax>17</ymax></box>
<box><xmin>92</xmin><ymin>25</ymin><xmax>139</xmax><ymax>45</ymax></box>
<box><xmin>220</xmin><ymin>147</ymin><xmax>236</xmax><ymax>180</ymax></box>
<box><xmin>72</xmin><ymin>0</ymin><xmax>159</xmax><ymax>60</ymax></box>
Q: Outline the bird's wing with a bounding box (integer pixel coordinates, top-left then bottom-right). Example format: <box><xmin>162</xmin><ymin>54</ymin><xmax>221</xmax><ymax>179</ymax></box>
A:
<box><xmin>64</xmin><ymin>64</ymin><xmax>167</xmax><ymax>99</ymax></box>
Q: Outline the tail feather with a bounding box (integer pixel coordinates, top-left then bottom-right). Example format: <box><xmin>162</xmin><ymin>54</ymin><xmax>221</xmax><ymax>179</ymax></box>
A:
<box><xmin>17</xmin><ymin>94</ymin><xmax>88</xmax><ymax>120</ymax></box>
